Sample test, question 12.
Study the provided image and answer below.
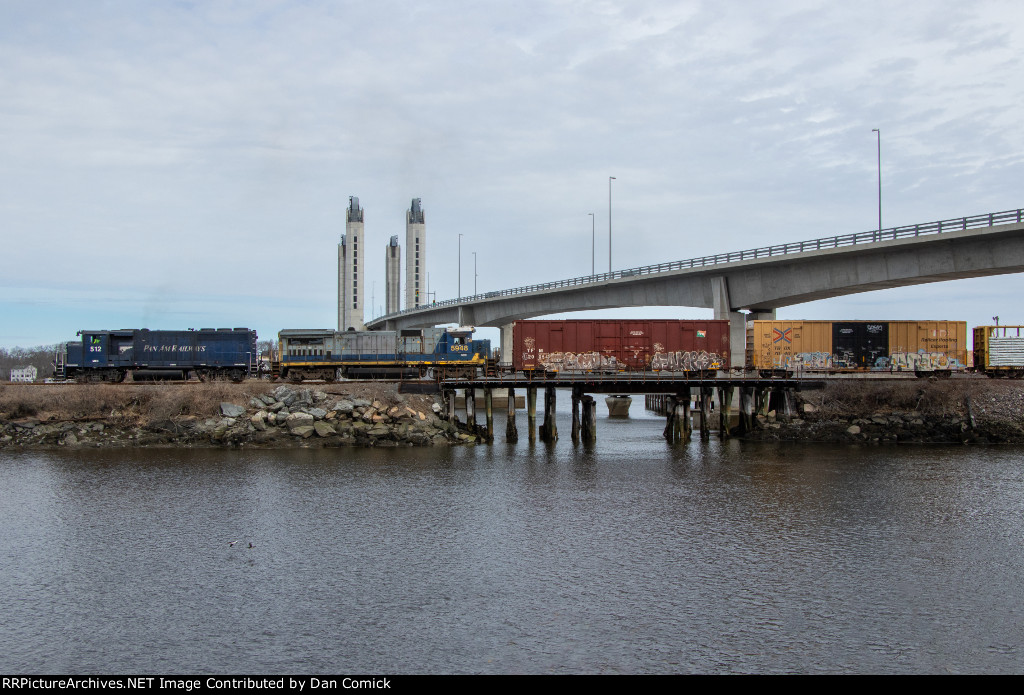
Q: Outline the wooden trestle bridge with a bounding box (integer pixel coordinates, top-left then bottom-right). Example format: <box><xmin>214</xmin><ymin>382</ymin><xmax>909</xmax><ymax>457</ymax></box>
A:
<box><xmin>426</xmin><ymin>375</ymin><xmax>829</xmax><ymax>445</ymax></box>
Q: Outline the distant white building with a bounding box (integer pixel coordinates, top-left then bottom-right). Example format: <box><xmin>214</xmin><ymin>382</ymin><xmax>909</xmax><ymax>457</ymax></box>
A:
<box><xmin>10</xmin><ymin>366</ymin><xmax>37</xmax><ymax>382</ymax></box>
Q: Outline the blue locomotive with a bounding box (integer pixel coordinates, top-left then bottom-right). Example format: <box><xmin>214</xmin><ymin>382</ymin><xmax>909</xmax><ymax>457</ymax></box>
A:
<box><xmin>56</xmin><ymin>328</ymin><xmax>259</xmax><ymax>382</ymax></box>
<box><xmin>277</xmin><ymin>327</ymin><xmax>492</xmax><ymax>381</ymax></box>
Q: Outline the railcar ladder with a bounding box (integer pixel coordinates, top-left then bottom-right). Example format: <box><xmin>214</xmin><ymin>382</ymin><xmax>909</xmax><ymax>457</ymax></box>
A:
<box><xmin>53</xmin><ymin>349</ymin><xmax>66</xmax><ymax>380</ymax></box>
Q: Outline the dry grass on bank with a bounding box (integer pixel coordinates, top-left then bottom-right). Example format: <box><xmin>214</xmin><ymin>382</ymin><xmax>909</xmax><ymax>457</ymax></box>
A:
<box><xmin>0</xmin><ymin>380</ymin><xmax>423</xmax><ymax>426</ymax></box>
<box><xmin>0</xmin><ymin>382</ymin><xmax>276</xmax><ymax>425</ymax></box>
<box><xmin>799</xmin><ymin>378</ymin><xmax>1014</xmax><ymax>419</ymax></box>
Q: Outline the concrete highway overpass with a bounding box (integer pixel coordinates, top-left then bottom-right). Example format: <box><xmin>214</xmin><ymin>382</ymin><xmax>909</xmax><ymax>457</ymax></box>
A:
<box><xmin>366</xmin><ymin>208</ymin><xmax>1024</xmax><ymax>364</ymax></box>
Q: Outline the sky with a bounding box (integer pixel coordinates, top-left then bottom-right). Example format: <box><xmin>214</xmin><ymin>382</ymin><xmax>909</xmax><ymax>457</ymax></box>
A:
<box><xmin>2</xmin><ymin>0</ymin><xmax>1023</xmax><ymax>349</ymax></box>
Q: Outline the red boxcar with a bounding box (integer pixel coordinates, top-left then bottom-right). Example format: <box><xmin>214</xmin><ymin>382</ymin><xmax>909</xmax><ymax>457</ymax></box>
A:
<box><xmin>512</xmin><ymin>319</ymin><xmax>731</xmax><ymax>375</ymax></box>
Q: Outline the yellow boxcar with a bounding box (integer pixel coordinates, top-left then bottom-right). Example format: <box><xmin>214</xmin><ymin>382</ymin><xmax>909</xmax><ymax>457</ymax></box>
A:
<box><xmin>747</xmin><ymin>320</ymin><xmax>968</xmax><ymax>375</ymax></box>
<box><xmin>973</xmin><ymin>325</ymin><xmax>1024</xmax><ymax>377</ymax></box>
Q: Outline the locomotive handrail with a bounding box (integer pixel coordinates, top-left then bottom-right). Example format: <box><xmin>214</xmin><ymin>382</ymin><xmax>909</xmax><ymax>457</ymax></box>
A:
<box><xmin>373</xmin><ymin>207</ymin><xmax>1023</xmax><ymax>322</ymax></box>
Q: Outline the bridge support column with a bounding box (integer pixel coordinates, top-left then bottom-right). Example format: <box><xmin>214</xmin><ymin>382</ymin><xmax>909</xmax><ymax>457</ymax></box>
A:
<box><xmin>484</xmin><ymin>388</ymin><xmax>494</xmax><ymax>443</ymax></box>
<box><xmin>711</xmin><ymin>276</ymin><xmax>747</xmax><ymax>372</ymax></box>
<box><xmin>500</xmin><ymin>323</ymin><xmax>514</xmax><ymax>365</ymax></box>
<box><xmin>581</xmin><ymin>395</ymin><xmax>596</xmax><ymax>443</ymax></box>
<box><xmin>458</xmin><ymin>306</ymin><xmax>476</xmax><ymax>327</ymax></box>
<box><xmin>506</xmin><ymin>387</ymin><xmax>519</xmax><ymax>442</ymax></box>
<box><xmin>465</xmin><ymin>388</ymin><xmax>476</xmax><ymax>434</ymax></box>
<box><xmin>540</xmin><ymin>386</ymin><xmax>558</xmax><ymax>443</ymax></box>
<box><xmin>717</xmin><ymin>387</ymin><xmax>733</xmax><ymax>438</ymax></box>
<box><xmin>527</xmin><ymin>386</ymin><xmax>537</xmax><ymax>443</ymax></box>
<box><xmin>571</xmin><ymin>387</ymin><xmax>582</xmax><ymax>444</ymax></box>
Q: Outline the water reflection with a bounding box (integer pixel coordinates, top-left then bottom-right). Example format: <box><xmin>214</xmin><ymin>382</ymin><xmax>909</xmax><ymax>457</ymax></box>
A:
<box><xmin>1</xmin><ymin>401</ymin><xmax>1023</xmax><ymax>673</ymax></box>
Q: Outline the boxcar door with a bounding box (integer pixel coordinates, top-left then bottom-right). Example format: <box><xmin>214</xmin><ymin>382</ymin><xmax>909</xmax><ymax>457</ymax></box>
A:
<box><xmin>833</xmin><ymin>322</ymin><xmax>888</xmax><ymax>370</ymax></box>
<box><xmin>622</xmin><ymin>322</ymin><xmax>651</xmax><ymax>370</ymax></box>
<box><xmin>596</xmin><ymin>322</ymin><xmax>621</xmax><ymax>371</ymax></box>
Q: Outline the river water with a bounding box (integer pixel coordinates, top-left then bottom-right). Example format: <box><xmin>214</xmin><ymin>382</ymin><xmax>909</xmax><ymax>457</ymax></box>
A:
<box><xmin>2</xmin><ymin>399</ymin><xmax>1023</xmax><ymax>674</ymax></box>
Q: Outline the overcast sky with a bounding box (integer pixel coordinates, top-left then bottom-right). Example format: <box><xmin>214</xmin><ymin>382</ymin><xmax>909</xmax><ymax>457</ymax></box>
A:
<box><xmin>2</xmin><ymin>0</ymin><xmax>1022</xmax><ymax>348</ymax></box>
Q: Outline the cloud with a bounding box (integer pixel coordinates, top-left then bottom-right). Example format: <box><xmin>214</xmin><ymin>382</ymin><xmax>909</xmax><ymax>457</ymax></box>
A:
<box><xmin>1</xmin><ymin>0</ymin><xmax>1023</xmax><ymax>346</ymax></box>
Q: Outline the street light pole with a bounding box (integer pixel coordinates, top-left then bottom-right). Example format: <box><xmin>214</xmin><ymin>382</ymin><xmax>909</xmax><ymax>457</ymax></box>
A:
<box><xmin>458</xmin><ymin>233</ymin><xmax>463</xmax><ymax>298</ymax></box>
<box><xmin>872</xmin><ymin>129</ymin><xmax>881</xmax><ymax>233</ymax></box>
<box><xmin>588</xmin><ymin>212</ymin><xmax>595</xmax><ymax>275</ymax></box>
<box><xmin>608</xmin><ymin>176</ymin><xmax>616</xmax><ymax>273</ymax></box>
<box><xmin>472</xmin><ymin>251</ymin><xmax>477</xmax><ymax>295</ymax></box>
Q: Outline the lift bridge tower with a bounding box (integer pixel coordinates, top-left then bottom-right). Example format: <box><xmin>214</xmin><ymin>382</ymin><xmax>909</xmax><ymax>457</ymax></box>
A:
<box><xmin>338</xmin><ymin>196</ymin><xmax>365</xmax><ymax>331</ymax></box>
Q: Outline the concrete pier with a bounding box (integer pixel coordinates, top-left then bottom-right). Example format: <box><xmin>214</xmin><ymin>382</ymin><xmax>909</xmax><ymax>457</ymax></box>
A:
<box><xmin>506</xmin><ymin>387</ymin><xmax>519</xmax><ymax>442</ymax></box>
<box><xmin>605</xmin><ymin>395</ymin><xmax>632</xmax><ymax>417</ymax></box>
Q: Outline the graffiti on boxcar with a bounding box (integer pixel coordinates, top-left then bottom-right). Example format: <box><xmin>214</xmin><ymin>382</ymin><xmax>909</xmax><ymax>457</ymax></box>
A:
<box><xmin>773</xmin><ymin>351</ymin><xmax>833</xmax><ymax>370</ymax></box>
<box><xmin>651</xmin><ymin>350</ymin><xmax>723</xmax><ymax>371</ymax></box>
<box><xmin>537</xmin><ymin>351</ymin><xmax>619</xmax><ymax>371</ymax></box>
<box><xmin>873</xmin><ymin>350</ymin><xmax>965</xmax><ymax>371</ymax></box>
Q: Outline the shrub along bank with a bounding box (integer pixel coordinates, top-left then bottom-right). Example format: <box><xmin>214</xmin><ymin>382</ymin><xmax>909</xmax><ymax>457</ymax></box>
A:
<box><xmin>741</xmin><ymin>378</ymin><xmax>1024</xmax><ymax>444</ymax></box>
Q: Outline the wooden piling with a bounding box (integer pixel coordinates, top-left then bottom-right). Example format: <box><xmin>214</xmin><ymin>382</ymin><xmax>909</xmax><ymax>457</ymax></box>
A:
<box><xmin>663</xmin><ymin>395</ymin><xmax>676</xmax><ymax>441</ymax></box>
<box><xmin>484</xmin><ymin>388</ymin><xmax>494</xmax><ymax>443</ymax></box>
<box><xmin>540</xmin><ymin>386</ymin><xmax>558</xmax><ymax>443</ymax></box>
<box><xmin>465</xmin><ymin>388</ymin><xmax>477</xmax><ymax>434</ymax></box>
<box><xmin>779</xmin><ymin>388</ymin><xmax>794</xmax><ymax>422</ymax></box>
<box><xmin>699</xmin><ymin>387</ymin><xmax>712</xmax><ymax>441</ymax></box>
<box><xmin>571</xmin><ymin>387</ymin><xmax>582</xmax><ymax>444</ymax></box>
<box><xmin>527</xmin><ymin>386</ymin><xmax>537</xmax><ymax>443</ymax></box>
<box><xmin>717</xmin><ymin>387</ymin><xmax>733</xmax><ymax>439</ymax></box>
<box><xmin>447</xmin><ymin>389</ymin><xmax>458</xmax><ymax>425</ymax></box>
<box><xmin>581</xmin><ymin>395</ymin><xmax>596</xmax><ymax>443</ymax></box>
<box><xmin>505</xmin><ymin>387</ymin><xmax>519</xmax><ymax>442</ymax></box>
<box><xmin>680</xmin><ymin>387</ymin><xmax>691</xmax><ymax>442</ymax></box>
<box><xmin>739</xmin><ymin>387</ymin><xmax>754</xmax><ymax>434</ymax></box>
<box><xmin>755</xmin><ymin>388</ymin><xmax>770</xmax><ymax>418</ymax></box>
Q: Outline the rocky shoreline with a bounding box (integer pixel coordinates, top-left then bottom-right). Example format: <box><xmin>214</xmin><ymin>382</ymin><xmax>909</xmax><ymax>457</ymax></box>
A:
<box><xmin>4</xmin><ymin>378</ymin><xmax>1024</xmax><ymax>449</ymax></box>
<box><xmin>0</xmin><ymin>383</ymin><xmax>480</xmax><ymax>449</ymax></box>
